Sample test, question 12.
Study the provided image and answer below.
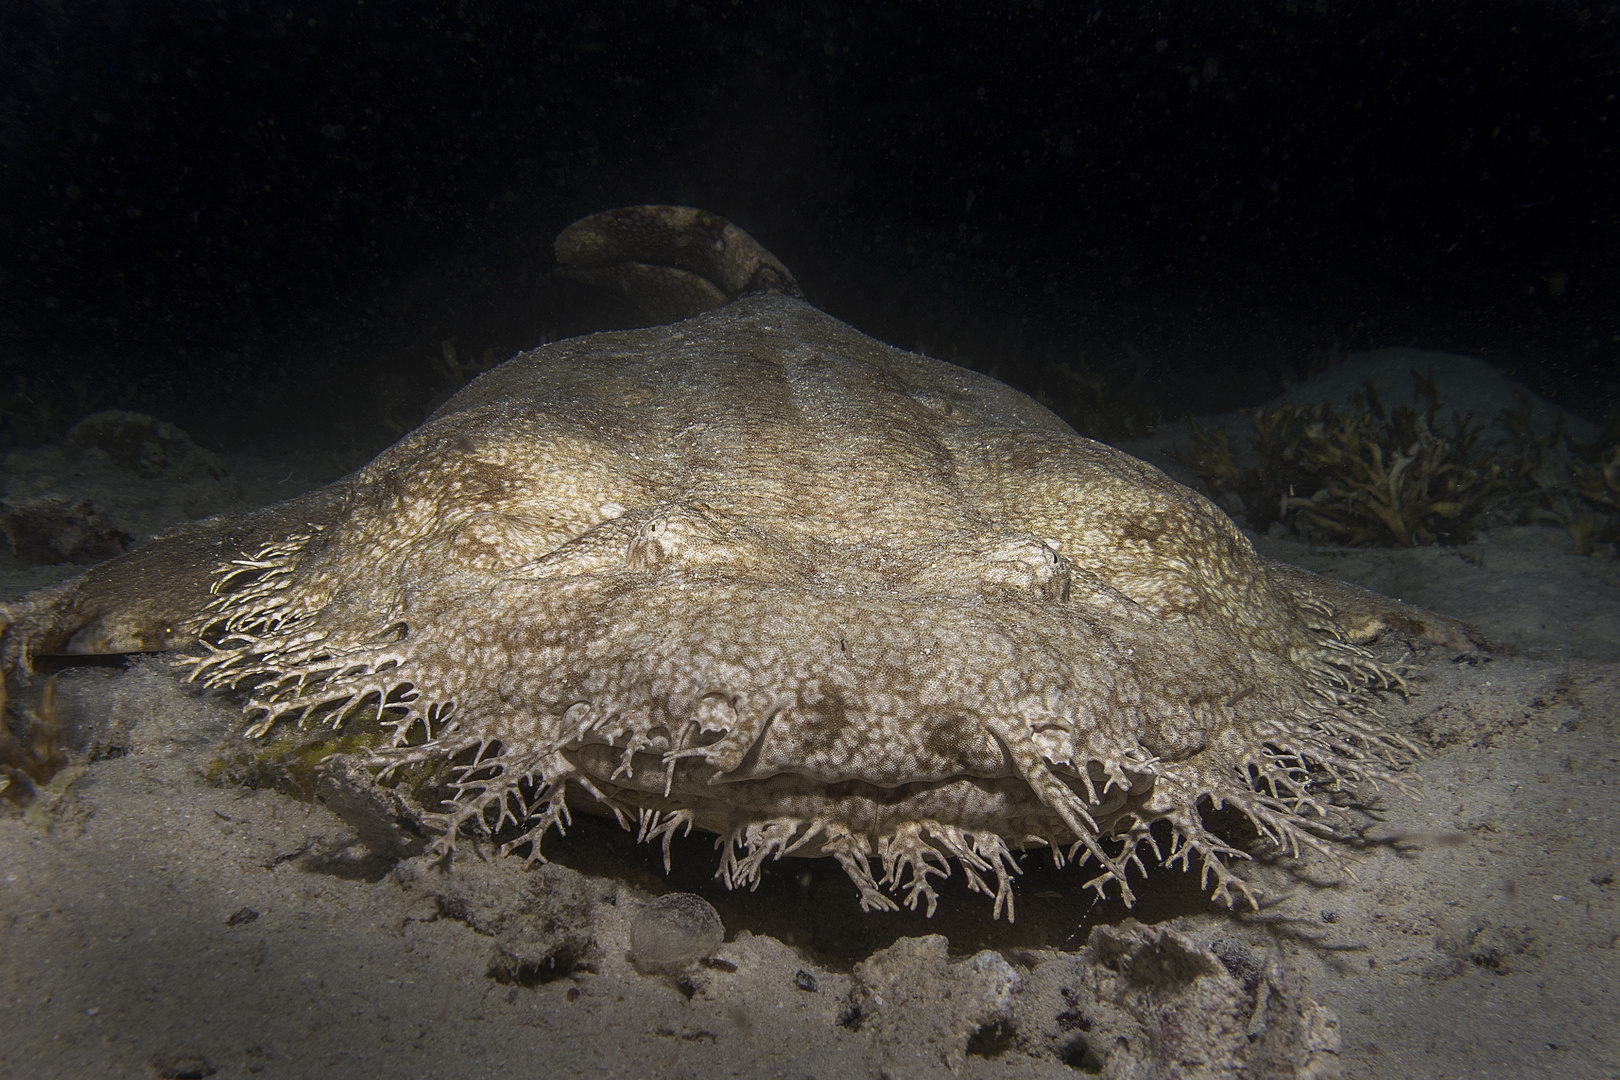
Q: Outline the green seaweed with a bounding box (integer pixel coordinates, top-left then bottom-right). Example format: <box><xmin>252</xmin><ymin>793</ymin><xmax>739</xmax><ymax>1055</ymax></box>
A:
<box><xmin>1176</xmin><ymin>369</ymin><xmax>1509</xmax><ymax>547</ymax></box>
<box><xmin>1175</xmin><ymin>366</ymin><xmax>1620</xmax><ymax>554</ymax></box>
<box><xmin>1175</xmin><ymin>402</ymin><xmax>1324</xmax><ymax>533</ymax></box>
<box><xmin>1559</xmin><ymin>405</ymin><xmax>1620</xmax><ymax>555</ymax></box>
<box><xmin>1486</xmin><ymin>397</ymin><xmax>1620</xmax><ymax>556</ymax></box>
<box><xmin>204</xmin><ymin>710</ymin><xmax>446</xmax><ymax>807</ymax></box>
<box><xmin>0</xmin><ymin>674</ymin><xmax>69</xmax><ymax>808</ymax></box>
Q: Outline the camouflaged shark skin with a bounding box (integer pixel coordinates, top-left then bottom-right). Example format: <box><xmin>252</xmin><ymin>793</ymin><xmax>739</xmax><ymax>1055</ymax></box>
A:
<box><xmin>1</xmin><ymin>207</ymin><xmax>1479</xmax><ymax>919</ymax></box>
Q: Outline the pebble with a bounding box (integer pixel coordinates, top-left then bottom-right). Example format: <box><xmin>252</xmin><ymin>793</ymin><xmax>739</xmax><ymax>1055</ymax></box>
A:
<box><xmin>630</xmin><ymin>893</ymin><xmax>724</xmax><ymax>973</ymax></box>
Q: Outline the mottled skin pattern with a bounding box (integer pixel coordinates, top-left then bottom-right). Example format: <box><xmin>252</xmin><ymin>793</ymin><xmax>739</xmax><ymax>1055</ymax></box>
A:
<box><xmin>0</xmin><ymin>208</ymin><xmax>1475</xmax><ymax>919</ymax></box>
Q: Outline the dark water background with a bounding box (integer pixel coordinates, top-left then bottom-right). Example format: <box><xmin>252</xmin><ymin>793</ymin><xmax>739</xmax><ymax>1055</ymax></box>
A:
<box><xmin>2</xmin><ymin>1</ymin><xmax>1615</xmax><ymax>453</ymax></box>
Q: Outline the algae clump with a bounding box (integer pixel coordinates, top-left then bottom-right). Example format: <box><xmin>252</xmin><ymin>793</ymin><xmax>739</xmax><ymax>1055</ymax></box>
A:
<box><xmin>1176</xmin><ymin>369</ymin><xmax>1509</xmax><ymax>546</ymax></box>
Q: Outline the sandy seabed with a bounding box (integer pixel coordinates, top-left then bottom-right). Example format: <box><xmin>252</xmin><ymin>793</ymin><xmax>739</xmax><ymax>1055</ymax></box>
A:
<box><xmin>1</xmin><ymin>348</ymin><xmax>1615</xmax><ymax>1080</ymax></box>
